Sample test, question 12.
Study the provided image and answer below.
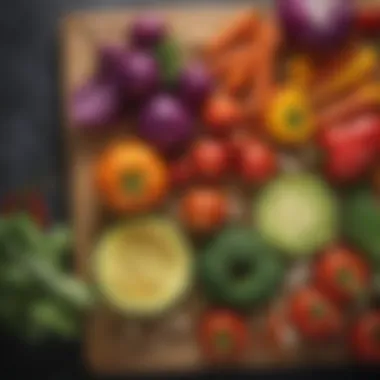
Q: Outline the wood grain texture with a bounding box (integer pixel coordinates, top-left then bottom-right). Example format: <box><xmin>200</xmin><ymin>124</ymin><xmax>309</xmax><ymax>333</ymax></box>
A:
<box><xmin>61</xmin><ymin>1</ymin><xmax>376</xmax><ymax>376</ymax></box>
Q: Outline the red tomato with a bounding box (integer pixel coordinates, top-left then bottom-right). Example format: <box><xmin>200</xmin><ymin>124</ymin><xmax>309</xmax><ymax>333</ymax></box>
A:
<box><xmin>314</xmin><ymin>246</ymin><xmax>370</xmax><ymax>305</ymax></box>
<box><xmin>237</xmin><ymin>138</ymin><xmax>277</xmax><ymax>184</ymax></box>
<box><xmin>179</xmin><ymin>187</ymin><xmax>227</xmax><ymax>233</ymax></box>
<box><xmin>203</xmin><ymin>93</ymin><xmax>242</xmax><ymax>136</ymax></box>
<box><xmin>170</xmin><ymin>155</ymin><xmax>194</xmax><ymax>188</ymax></box>
<box><xmin>199</xmin><ymin>309</ymin><xmax>249</xmax><ymax>363</ymax></box>
<box><xmin>191</xmin><ymin>139</ymin><xmax>228</xmax><ymax>181</ymax></box>
<box><xmin>350</xmin><ymin>311</ymin><xmax>380</xmax><ymax>362</ymax></box>
<box><xmin>0</xmin><ymin>190</ymin><xmax>49</xmax><ymax>227</ymax></box>
<box><xmin>289</xmin><ymin>287</ymin><xmax>343</xmax><ymax>341</ymax></box>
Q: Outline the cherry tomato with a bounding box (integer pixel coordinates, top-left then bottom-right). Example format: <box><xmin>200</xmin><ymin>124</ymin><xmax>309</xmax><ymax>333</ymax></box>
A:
<box><xmin>203</xmin><ymin>93</ymin><xmax>242</xmax><ymax>135</ymax></box>
<box><xmin>0</xmin><ymin>190</ymin><xmax>49</xmax><ymax>227</ymax></box>
<box><xmin>350</xmin><ymin>311</ymin><xmax>380</xmax><ymax>362</ymax></box>
<box><xmin>170</xmin><ymin>155</ymin><xmax>194</xmax><ymax>188</ymax></box>
<box><xmin>314</xmin><ymin>246</ymin><xmax>370</xmax><ymax>305</ymax></box>
<box><xmin>191</xmin><ymin>139</ymin><xmax>228</xmax><ymax>181</ymax></box>
<box><xmin>179</xmin><ymin>187</ymin><xmax>227</xmax><ymax>233</ymax></box>
<box><xmin>289</xmin><ymin>287</ymin><xmax>343</xmax><ymax>341</ymax></box>
<box><xmin>199</xmin><ymin>309</ymin><xmax>249</xmax><ymax>363</ymax></box>
<box><xmin>237</xmin><ymin>138</ymin><xmax>277</xmax><ymax>184</ymax></box>
<box><xmin>226</xmin><ymin>131</ymin><xmax>253</xmax><ymax>167</ymax></box>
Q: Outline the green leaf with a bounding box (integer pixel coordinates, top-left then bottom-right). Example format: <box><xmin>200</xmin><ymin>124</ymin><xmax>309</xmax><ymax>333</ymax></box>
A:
<box><xmin>30</xmin><ymin>299</ymin><xmax>79</xmax><ymax>340</ymax></box>
<box><xmin>0</xmin><ymin>214</ymin><xmax>42</xmax><ymax>258</ymax></box>
<box><xmin>154</xmin><ymin>38</ymin><xmax>182</xmax><ymax>86</ymax></box>
<box><xmin>41</xmin><ymin>225</ymin><xmax>72</xmax><ymax>265</ymax></box>
<box><xmin>0</xmin><ymin>214</ymin><xmax>91</xmax><ymax>342</ymax></box>
<box><xmin>21</xmin><ymin>254</ymin><xmax>95</xmax><ymax>310</ymax></box>
<box><xmin>47</xmin><ymin>225</ymin><xmax>72</xmax><ymax>252</ymax></box>
<box><xmin>0</xmin><ymin>260</ymin><xmax>33</xmax><ymax>289</ymax></box>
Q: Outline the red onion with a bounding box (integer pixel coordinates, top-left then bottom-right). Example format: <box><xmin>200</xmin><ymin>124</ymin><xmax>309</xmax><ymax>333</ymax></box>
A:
<box><xmin>276</xmin><ymin>0</ymin><xmax>355</xmax><ymax>53</ymax></box>
<box><xmin>130</xmin><ymin>13</ymin><xmax>167</xmax><ymax>49</ymax></box>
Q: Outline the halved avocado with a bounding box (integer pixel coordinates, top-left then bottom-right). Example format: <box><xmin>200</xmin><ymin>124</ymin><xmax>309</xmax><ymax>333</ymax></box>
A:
<box><xmin>93</xmin><ymin>217</ymin><xmax>193</xmax><ymax>317</ymax></box>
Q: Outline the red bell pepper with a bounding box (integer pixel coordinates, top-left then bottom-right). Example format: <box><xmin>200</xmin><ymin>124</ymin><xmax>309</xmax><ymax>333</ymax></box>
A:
<box><xmin>317</xmin><ymin>113</ymin><xmax>380</xmax><ymax>183</ymax></box>
<box><xmin>355</xmin><ymin>8</ymin><xmax>380</xmax><ymax>35</ymax></box>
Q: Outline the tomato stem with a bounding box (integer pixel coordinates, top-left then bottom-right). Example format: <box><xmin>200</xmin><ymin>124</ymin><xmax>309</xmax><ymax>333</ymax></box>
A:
<box><xmin>310</xmin><ymin>303</ymin><xmax>326</xmax><ymax>319</ymax></box>
<box><xmin>215</xmin><ymin>330</ymin><xmax>233</xmax><ymax>353</ymax></box>
<box><xmin>336</xmin><ymin>268</ymin><xmax>362</xmax><ymax>296</ymax></box>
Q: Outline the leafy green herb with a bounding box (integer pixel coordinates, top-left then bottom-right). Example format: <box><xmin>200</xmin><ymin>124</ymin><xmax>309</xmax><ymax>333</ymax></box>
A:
<box><xmin>0</xmin><ymin>213</ymin><xmax>95</xmax><ymax>343</ymax></box>
<box><xmin>154</xmin><ymin>38</ymin><xmax>183</xmax><ymax>86</ymax></box>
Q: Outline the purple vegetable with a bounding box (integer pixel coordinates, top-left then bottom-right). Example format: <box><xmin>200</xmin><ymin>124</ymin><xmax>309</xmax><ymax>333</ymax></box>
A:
<box><xmin>276</xmin><ymin>0</ymin><xmax>355</xmax><ymax>52</ymax></box>
<box><xmin>130</xmin><ymin>13</ymin><xmax>167</xmax><ymax>49</ymax></box>
<box><xmin>98</xmin><ymin>45</ymin><xmax>127</xmax><ymax>80</ymax></box>
<box><xmin>71</xmin><ymin>79</ymin><xmax>120</xmax><ymax>129</ymax></box>
<box><xmin>138</xmin><ymin>94</ymin><xmax>193</xmax><ymax>154</ymax></box>
<box><xmin>118</xmin><ymin>51</ymin><xmax>159</xmax><ymax>101</ymax></box>
<box><xmin>178</xmin><ymin>62</ymin><xmax>213</xmax><ymax>109</ymax></box>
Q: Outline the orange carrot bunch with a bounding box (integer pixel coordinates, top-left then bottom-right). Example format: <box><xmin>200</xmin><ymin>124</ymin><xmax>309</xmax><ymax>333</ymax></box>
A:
<box><xmin>203</xmin><ymin>11</ymin><xmax>282</xmax><ymax>128</ymax></box>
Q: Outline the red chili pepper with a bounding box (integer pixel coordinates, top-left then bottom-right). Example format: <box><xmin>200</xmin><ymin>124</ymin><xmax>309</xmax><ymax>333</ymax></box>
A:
<box><xmin>355</xmin><ymin>8</ymin><xmax>380</xmax><ymax>35</ymax></box>
<box><xmin>198</xmin><ymin>309</ymin><xmax>249</xmax><ymax>364</ymax></box>
<box><xmin>350</xmin><ymin>311</ymin><xmax>380</xmax><ymax>362</ymax></box>
<box><xmin>317</xmin><ymin>113</ymin><xmax>380</xmax><ymax>183</ymax></box>
<box><xmin>0</xmin><ymin>190</ymin><xmax>49</xmax><ymax>227</ymax></box>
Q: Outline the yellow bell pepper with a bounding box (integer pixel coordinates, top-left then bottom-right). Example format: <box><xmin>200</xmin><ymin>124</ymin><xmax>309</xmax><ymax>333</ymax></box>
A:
<box><xmin>266</xmin><ymin>86</ymin><xmax>315</xmax><ymax>145</ymax></box>
<box><xmin>286</xmin><ymin>56</ymin><xmax>314</xmax><ymax>89</ymax></box>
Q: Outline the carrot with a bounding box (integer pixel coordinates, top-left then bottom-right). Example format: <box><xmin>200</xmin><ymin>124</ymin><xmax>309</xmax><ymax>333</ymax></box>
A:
<box><xmin>316</xmin><ymin>83</ymin><xmax>380</xmax><ymax>127</ymax></box>
<box><xmin>205</xmin><ymin>10</ymin><xmax>260</xmax><ymax>58</ymax></box>
<box><xmin>211</xmin><ymin>45</ymin><xmax>249</xmax><ymax>78</ymax></box>
<box><xmin>245</xmin><ymin>16</ymin><xmax>280</xmax><ymax>120</ymax></box>
<box><xmin>223</xmin><ymin>47</ymin><xmax>259</xmax><ymax>94</ymax></box>
<box><xmin>312</xmin><ymin>46</ymin><xmax>378</xmax><ymax>107</ymax></box>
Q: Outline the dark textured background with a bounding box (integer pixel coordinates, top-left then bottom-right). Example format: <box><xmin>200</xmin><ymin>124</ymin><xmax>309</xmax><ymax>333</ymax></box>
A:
<box><xmin>0</xmin><ymin>0</ymin><xmax>379</xmax><ymax>378</ymax></box>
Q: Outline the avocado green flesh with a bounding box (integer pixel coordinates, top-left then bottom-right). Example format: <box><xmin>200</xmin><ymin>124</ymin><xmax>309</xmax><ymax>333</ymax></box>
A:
<box><xmin>255</xmin><ymin>174</ymin><xmax>339</xmax><ymax>257</ymax></box>
<box><xmin>199</xmin><ymin>228</ymin><xmax>284</xmax><ymax>309</ymax></box>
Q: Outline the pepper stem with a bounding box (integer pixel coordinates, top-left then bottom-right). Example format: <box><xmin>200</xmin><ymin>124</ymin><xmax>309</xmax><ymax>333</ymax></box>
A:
<box><xmin>286</xmin><ymin>108</ymin><xmax>304</xmax><ymax>130</ymax></box>
<box><xmin>122</xmin><ymin>172</ymin><xmax>144</xmax><ymax>195</ymax></box>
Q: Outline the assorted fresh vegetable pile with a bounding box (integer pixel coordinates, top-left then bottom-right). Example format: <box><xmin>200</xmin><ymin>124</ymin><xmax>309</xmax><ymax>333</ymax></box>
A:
<box><xmin>66</xmin><ymin>0</ymin><xmax>380</xmax><ymax>366</ymax></box>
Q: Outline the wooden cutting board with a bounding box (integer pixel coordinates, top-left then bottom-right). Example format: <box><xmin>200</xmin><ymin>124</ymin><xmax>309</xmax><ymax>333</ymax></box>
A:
<box><xmin>61</xmin><ymin>1</ymin><xmax>377</xmax><ymax>376</ymax></box>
